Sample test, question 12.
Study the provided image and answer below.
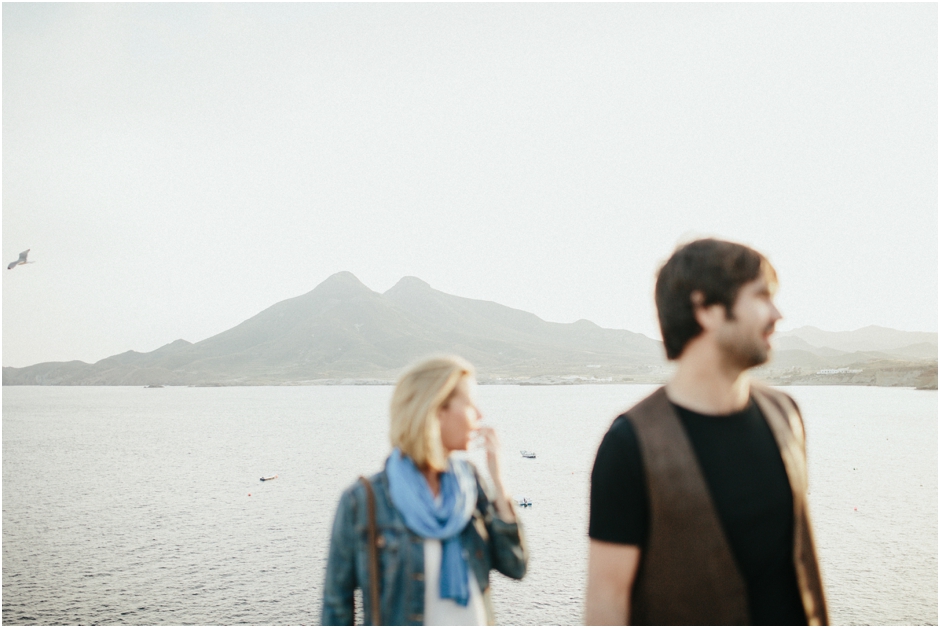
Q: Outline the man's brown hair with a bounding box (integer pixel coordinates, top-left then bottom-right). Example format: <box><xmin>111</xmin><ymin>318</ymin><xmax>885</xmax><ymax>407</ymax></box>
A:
<box><xmin>655</xmin><ymin>238</ymin><xmax>777</xmax><ymax>360</ymax></box>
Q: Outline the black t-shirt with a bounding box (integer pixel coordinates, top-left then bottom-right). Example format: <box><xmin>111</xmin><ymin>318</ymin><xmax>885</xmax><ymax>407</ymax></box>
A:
<box><xmin>589</xmin><ymin>398</ymin><xmax>807</xmax><ymax>626</ymax></box>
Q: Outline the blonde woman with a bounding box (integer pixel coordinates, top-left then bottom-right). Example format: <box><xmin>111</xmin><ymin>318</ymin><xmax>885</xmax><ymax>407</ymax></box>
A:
<box><xmin>322</xmin><ymin>356</ymin><xmax>527</xmax><ymax>625</ymax></box>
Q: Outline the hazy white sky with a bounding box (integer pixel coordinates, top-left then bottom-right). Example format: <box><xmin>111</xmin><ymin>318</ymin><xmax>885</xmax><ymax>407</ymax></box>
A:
<box><xmin>3</xmin><ymin>3</ymin><xmax>937</xmax><ymax>368</ymax></box>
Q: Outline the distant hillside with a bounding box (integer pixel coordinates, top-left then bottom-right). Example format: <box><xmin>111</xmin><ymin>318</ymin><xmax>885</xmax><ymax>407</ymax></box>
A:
<box><xmin>4</xmin><ymin>276</ymin><xmax>935</xmax><ymax>387</ymax></box>
<box><xmin>776</xmin><ymin>326</ymin><xmax>937</xmax><ymax>356</ymax></box>
<box><xmin>759</xmin><ymin>326</ymin><xmax>937</xmax><ymax>389</ymax></box>
<box><xmin>3</xmin><ymin>272</ymin><xmax>665</xmax><ymax>386</ymax></box>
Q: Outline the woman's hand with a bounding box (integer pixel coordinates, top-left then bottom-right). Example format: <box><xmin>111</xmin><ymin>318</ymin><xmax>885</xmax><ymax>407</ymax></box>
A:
<box><xmin>477</xmin><ymin>426</ymin><xmax>516</xmax><ymax>523</ymax></box>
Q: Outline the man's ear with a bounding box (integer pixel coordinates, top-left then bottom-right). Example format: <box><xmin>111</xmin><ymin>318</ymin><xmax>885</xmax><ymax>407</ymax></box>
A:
<box><xmin>691</xmin><ymin>291</ymin><xmax>724</xmax><ymax>331</ymax></box>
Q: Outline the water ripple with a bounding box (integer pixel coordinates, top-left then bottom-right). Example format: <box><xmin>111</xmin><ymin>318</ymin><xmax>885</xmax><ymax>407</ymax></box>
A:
<box><xmin>3</xmin><ymin>385</ymin><xmax>936</xmax><ymax>625</ymax></box>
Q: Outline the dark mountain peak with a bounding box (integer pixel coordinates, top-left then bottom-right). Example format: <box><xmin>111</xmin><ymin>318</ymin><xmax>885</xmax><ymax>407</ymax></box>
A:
<box><xmin>151</xmin><ymin>339</ymin><xmax>193</xmax><ymax>354</ymax></box>
<box><xmin>321</xmin><ymin>270</ymin><xmax>366</xmax><ymax>286</ymax></box>
<box><xmin>573</xmin><ymin>319</ymin><xmax>600</xmax><ymax>328</ymax></box>
<box><xmin>310</xmin><ymin>271</ymin><xmax>374</xmax><ymax>298</ymax></box>
<box><xmin>94</xmin><ymin>349</ymin><xmax>142</xmax><ymax>367</ymax></box>
<box><xmin>385</xmin><ymin>276</ymin><xmax>432</xmax><ymax>295</ymax></box>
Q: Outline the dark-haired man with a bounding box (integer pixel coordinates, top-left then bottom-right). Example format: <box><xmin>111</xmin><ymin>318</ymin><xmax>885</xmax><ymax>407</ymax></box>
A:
<box><xmin>585</xmin><ymin>239</ymin><xmax>828</xmax><ymax>626</ymax></box>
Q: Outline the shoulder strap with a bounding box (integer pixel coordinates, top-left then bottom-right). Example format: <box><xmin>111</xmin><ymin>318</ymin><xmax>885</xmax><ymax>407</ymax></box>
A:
<box><xmin>751</xmin><ymin>383</ymin><xmax>806</xmax><ymax>446</ymax></box>
<box><xmin>749</xmin><ymin>385</ymin><xmax>828</xmax><ymax>625</ymax></box>
<box><xmin>625</xmin><ymin>387</ymin><xmax>749</xmax><ymax>624</ymax></box>
<box><xmin>358</xmin><ymin>476</ymin><xmax>381</xmax><ymax>626</ymax></box>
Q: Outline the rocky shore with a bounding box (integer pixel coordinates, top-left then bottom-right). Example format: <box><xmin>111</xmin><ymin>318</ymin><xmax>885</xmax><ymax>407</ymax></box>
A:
<box><xmin>755</xmin><ymin>359</ymin><xmax>937</xmax><ymax>390</ymax></box>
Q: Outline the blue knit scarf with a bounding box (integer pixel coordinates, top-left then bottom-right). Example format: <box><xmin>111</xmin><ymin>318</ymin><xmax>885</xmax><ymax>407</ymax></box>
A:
<box><xmin>386</xmin><ymin>448</ymin><xmax>478</xmax><ymax>606</ymax></box>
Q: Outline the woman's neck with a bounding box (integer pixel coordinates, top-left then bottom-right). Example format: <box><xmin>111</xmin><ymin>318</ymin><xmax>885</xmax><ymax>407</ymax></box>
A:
<box><xmin>421</xmin><ymin>466</ymin><xmax>442</xmax><ymax>496</ymax></box>
<box><xmin>420</xmin><ymin>450</ymin><xmax>451</xmax><ymax>497</ymax></box>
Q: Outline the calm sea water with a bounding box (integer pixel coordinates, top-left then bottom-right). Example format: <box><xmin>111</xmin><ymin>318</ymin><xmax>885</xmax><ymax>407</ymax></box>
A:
<box><xmin>2</xmin><ymin>385</ymin><xmax>936</xmax><ymax>625</ymax></box>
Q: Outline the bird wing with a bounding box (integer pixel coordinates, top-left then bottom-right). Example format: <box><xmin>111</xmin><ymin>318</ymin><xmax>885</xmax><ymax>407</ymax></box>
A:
<box><xmin>7</xmin><ymin>261</ymin><xmax>16</xmax><ymax>269</ymax></box>
<box><xmin>18</xmin><ymin>250</ymin><xmax>29</xmax><ymax>262</ymax></box>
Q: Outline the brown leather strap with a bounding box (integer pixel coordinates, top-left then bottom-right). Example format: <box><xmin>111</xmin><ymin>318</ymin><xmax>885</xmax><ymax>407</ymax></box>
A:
<box><xmin>359</xmin><ymin>476</ymin><xmax>381</xmax><ymax>626</ymax></box>
<box><xmin>626</xmin><ymin>387</ymin><xmax>749</xmax><ymax>624</ymax></box>
<box><xmin>750</xmin><ymin>385</ymin><xmax>829</xmax><ymax>625</ymax></box>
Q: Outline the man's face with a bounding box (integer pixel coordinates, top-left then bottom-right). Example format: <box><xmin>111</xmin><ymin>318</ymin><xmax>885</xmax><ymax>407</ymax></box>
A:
<box><xmin>715</xmin><ymin>275</ymin><xmax>782</xmax><ymax>369</ymax></box>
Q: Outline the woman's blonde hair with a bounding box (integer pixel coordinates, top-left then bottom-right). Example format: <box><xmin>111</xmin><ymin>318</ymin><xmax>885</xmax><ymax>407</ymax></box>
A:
<box><xmin>390</xmin><ymin>355</ymin><xmax>475</xmax><ymax>471</ymax></box>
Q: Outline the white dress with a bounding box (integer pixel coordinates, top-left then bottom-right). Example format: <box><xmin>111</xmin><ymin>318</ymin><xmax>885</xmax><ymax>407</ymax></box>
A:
<box><xmin>422</xmin><ymin>538</ymin><xmax>487</xmax><ymax>626</ymax></box>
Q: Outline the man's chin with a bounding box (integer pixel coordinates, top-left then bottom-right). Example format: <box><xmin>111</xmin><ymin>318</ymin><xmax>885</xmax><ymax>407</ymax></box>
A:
<box><xmin>750</xmin><ymin>347</ymin><xmax>771</xmax><ymax>368</ymax></box>
<box><xmin>720</xmin><ymin>338</ymin><xmax>771</xmax><ymax>370</ymax></box>
<box><xmin>737</xmin><ymin>346</ymin><xmax>770</xmax><ymax>370</ymax></box>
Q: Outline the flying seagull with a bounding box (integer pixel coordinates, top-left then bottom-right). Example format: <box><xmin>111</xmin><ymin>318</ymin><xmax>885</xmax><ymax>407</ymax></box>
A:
<box><xmin>8</xmin><ymin>249</ymin><xmax>31</xmax><ymax>270</ymax></box>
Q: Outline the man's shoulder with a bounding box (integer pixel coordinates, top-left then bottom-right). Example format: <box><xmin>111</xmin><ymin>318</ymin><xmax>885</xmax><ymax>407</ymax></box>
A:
<box><xmin>594</xmin><ymin>411</ymin><xmax>643</xmax><ymax>465</ymax></box>
<box><xmin>604</xmin><ymin>386</ymin><xmax>691</xmax><ymax>451</ymax></box>
<box><xmin>750</xmin><ymin>381</ymin><xmax>802</xmax><ymax>415</ymax></box>
<box><xmin>606</xmin><ymin>412</ymin><xmax>639</xmax><ymax>441</ymax></box>
<box><xmin>749</xmin><ymin>380</ymin><xmax>807</xmax><ymax>446</ymax></box>
<box><xmin>620</xmin><ymin>386</ymin><xmax>674</xmax><ymax>428</ymax></box>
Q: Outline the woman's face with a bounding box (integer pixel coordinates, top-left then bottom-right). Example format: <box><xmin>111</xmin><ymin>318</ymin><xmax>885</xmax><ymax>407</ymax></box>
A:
<box><xmin>437</xmin><ymin>377</ymin><xmax>482</xmax><ymax>453</ymax></box>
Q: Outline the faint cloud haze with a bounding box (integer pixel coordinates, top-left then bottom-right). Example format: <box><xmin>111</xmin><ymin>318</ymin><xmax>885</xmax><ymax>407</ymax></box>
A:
<box><xmin>2</xmin><ymin>3</ymin><xmax>937</xmax><ymax>367</ymax></box>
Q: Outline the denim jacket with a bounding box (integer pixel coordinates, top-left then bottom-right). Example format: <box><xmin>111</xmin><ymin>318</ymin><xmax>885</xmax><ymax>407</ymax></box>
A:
<box><xmin>321</xmin><ymin>460</ymin><xmax>528</xmax><ymax>626</ymax></box>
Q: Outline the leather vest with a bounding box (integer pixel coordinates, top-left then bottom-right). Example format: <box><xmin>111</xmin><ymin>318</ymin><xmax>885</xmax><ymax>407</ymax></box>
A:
<box><xmin>625</xmin><ymin>385</ymin><xmax>828</xmax><ymax>626</ymax></box>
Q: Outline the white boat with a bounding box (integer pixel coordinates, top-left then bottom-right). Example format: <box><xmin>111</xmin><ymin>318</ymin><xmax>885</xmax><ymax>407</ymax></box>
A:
<box><xmin>516</xmin><ymin>497</ymin><xmax>533</xmax><ymax>507</ymax></box>
<box><xmin>520</xmin><ymin>450</ymin><xmax>536</xmax><ymax>459</ymax></box>
<box><xmin>260</xmin><ymin>474</ymin><xmax>279</xmax><ymax>481</ymax></box>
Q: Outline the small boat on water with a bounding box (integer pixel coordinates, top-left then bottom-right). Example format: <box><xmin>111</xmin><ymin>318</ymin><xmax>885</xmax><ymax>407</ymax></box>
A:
<box><xmin>520</xmin><ymin>450</ymin><xmax>536</xmax><ymax>459</ymax></box>
<box><xmin>517</xmin><ymin>497</ymin><xmax>533</xmax><ymax>507</ymax></box>
<box><xmin>260</xmin><ymin>474</ymin><xmax>279</xmax><ymax>481</ymax></box>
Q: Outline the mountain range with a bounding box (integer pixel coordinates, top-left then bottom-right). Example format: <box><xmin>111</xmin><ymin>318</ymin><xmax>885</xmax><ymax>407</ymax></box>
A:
<box><xmin>3</xmin><ymin>272</ymin><xmax>936</xmax><ymax>387</ymax></box>
<box><xmin>2</xmin><ymin>272</ymin><xmax>662</xmax><ymax>385</ymax></box>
